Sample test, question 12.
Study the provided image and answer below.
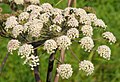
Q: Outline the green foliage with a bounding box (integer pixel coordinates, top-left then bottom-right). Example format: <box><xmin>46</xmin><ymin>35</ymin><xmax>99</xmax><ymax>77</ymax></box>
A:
<box><xmin>0</xmin><ymin>0</ymin><xmax>120</xmax><ymax>82</ymax></box>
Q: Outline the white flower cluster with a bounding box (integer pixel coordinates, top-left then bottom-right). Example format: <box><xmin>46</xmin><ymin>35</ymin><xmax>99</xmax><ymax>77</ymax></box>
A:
<box><xmin>41</xmin><ymin>3</ymin><xmax>53</xmax><ymax>12</ymax></box>
<box><xmin>53</xmin><ymin>15</ymin><xmax>65</xmax><ymax>25</ymax></box>
<box><xmin>75</xmin><ymin>8</ymin><xmax>87</xmax><ymax>16</ymax></box>
<box><xmin>18</xmin><ymin>12</ymin><xmax>29</xmax><ymax>21</ymax></box>
<box><xmin>93</xmin><ymin>19</ymin><xmax>107</xmax><ymax>29</ymax></box>
<box><xmin>97</xmin><ymin>45</ymin><xmax>111</xmax><ymax>60</ymax></box>
<box><xmin>18</xmin><ymin>44</ymin><xmax>34</xmax><ymax>58</ymax></box>
<box><xmin>50</xmin><ymin>8</ymin><xmax>62</xmax><ymax>16</ymax></box>
<box><xmin>102</xmin><ymin>32</ymin><xmax>116</xmax><ymax>44</ymax></box>
<box><xmin>79</xmin><ymin>14</ymin><xmax>91</xmax><ymax>25</ymax></box>
<box><xmin>12</xmin><ymin>25</ymin><xmax>24</xmax><ymax>38</ymax></box>
<box><xmin>39</xmin><ymin>13</ymin><xmax>50</xmax><ymax>23</ymax></box>
<box><xmin>49</xmin><ymin>24</ymin><xmax>61</xmax><ymax>32</ymax></box>
<box><xmin>14</xmin><ymin>0</ymin><xmax>40</xmax><ymax>4</ymax></box>
<box><xmin>23</xmin><ymin>55</ymin><xmax>39</xmax><ymax>70</ymax></box>
<box><xmin>79</xmin><ymin>37</ymin><xmax>94</xmax><ymax>52</ymax></box>
<box><xmin>57</xmin><ymin>64</ymin><xmax>73</xmax><ymax>79</ymax></box>
<box><xmin>79</xmin><ymin>60</ymin><xmax>94</xmax><ymax>76</ymax></box>
<box><xmin>27</xmin><ymin>19</ymin><xmax>43</xmax><ymax>38</ymax></box>
<box><xmin>26</xmin><ymin>5</ymin><xmax>42</xmax><ymax>12</ymax></box>
<box><xmin>44</xmin><ymin>39</ymin><xmax>57</xmax><ymax>54</ymax></box>
<box><xmin>5</xmin><ymin>16</ymin><xmax>18</xmax><ymax>31</ymax></box>
<box><xmin>56</xmin><ymin>35</ymin><xmax>72</xmax><ymax>50</ymax></box>
<box><xmin>67</xmin><ymin>16</ymin><xmax>79</xmax><ymax>27</ymax></box>
<box><xmin>67</xmin><ymin>28</ymin><xmax>79</xmax><ymax>39</ymax></box>
<box><xmin>18</xmin><ymin>44</ymin><xmax>39</xmax><ymax>70</ymax></box>
<box><xmin>88</xmin><ymin>13</ymin><xmax>97</xmax><ymax>22</ymax></box>
<box><xmin>81</xmin><ymin>25</ymin><xmax>93</xmax><ymax>37</ymax></box>
<box><xmin>7</xmin><ymin>39</ymin><xmax>20</xmax><ymax>54</ymax></box>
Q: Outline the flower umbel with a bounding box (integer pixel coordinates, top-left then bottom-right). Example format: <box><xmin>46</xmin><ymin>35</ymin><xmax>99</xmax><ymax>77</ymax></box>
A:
<box><xmin>97</xmin><ymin>45</ymin><xmax>111</xmax><ymax>60</ymax></box>
<box><xmin>79</xmin><ymin>60</ymin><xmax>94</xmax><ymax>76</ymax></box>
<box><xmin>57</xmin><ymin>64</ymin><xmax>73</xmax><ymax>79</ymax></box>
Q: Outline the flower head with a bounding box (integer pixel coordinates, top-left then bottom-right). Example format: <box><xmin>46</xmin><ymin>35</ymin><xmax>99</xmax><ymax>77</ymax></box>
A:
<box><xmin>93</xmin><ymin>19</ymin><xmax>107</xmax><ymax>29</ymax></box>
<box><xmin>41</xmin><ymin>3</ymin><xmax>53</xmax><ymax>12</ymax></box>
<box><xmin>75</xmin><ymin>8</ymin><xmax>87</xmax><ymax>16</ymax></box>
<box><xmin>79</xmin><ymin>60</ymin><xmax>94</xmax><ymax>76</ymax></box>
<box><xmin>5</xmin><ymin>16</ymin><xmax>18</xmax><ymax>31</ymax></box>
<box><xmin>97</xmin><ymin>45</ymin><xmax>111</xmax><ymax>60</ymax></box>
<box><xmin>12</xmin><ymin>25</ymin><xmax>24</xmax><ymax>38</ymax></box>
<box><xmin>56</xmin><ymin>35</ymin><xmax>72</xmax><ymax>50</ymax></box>
<box><xmin>88</xmin><ymin>13</ymin><xmax>97</xmax><ymax>22</ymax></box>
<box><xmin>79</xmin><ymin>14</ymin><xmax>91</xmax><ymax>25</ymax></box>
<box><xmin>67</xmin><ymin>16</ymin><xmax>79</xmax><ymax>27</ymax></box>
<box><xmin>24</xmin><ymin>55</ymin><xmax>39</xmax><ymax>70</ymax></box>
<box><xmin>18</xmin><ymin>44</ymin><xmax>34</xmax><ymax>58</ymax></box>
<box><xmin>53</xmin><ymin>14</ymin><xmax>65</xmax><ymax>25</ymax></box>
<box><xmin>44</xmin><ymin>39</ymin><xmax>57</xmax><ymax>54</ymax></box>
<box><xmin>79</xmin><ymin>37</ymin><xmax>94</xmax><ymax>52</ymax></box>
<box><xmin>19</xmin><ymin>12</ymin><xmax>29</xmax><ymax>21</ymax></box>
<box><xmin>102</xmin><ymin>32</ymin><xmax>116</xmax><ymax>44</ymax></box>
<box><xmin>7</xmin><ymin>39</ymin><xmax>20</xmax><ymax>54</ymax></box>
<box><xmin>57</xmin><ymin>64</ymin><xmax>73</xmax><ymax>79</ymax></box>
<box><xmin>81</xmin><ymin>25</ymin><xmax>93</xmax><ymax>37</ymax></box>
<box><xmin>67</xmin><ymin>28</ymin><xmax>79</xmax><ymax>39</ymax></box>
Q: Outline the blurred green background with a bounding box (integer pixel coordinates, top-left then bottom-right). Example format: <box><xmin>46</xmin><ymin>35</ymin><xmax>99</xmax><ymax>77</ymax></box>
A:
<box><xmin>0</xmin><ymin>0</ymin><xmax>120</xmax><ymax>82</ymax></box>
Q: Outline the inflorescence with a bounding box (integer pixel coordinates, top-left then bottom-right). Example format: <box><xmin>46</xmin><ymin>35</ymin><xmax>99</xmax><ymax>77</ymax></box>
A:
<box><xmin>4</xmin><ymin>2</ymin><xmax>116</xmax><ymax>79</ymax></box>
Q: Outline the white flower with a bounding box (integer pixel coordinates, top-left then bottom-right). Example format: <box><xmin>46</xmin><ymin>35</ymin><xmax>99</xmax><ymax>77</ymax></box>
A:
<box><xmin>49</xmin><ymin>24</ymin><xmax>61</xmax><ymax>32</ymax></box>
<box><xmin>57</xmin><ymin>64</ymin><xmax>73</xmax><ymax>79</ymax></box>
<box><xmin>29</xmin><ymin>0</ymin><xmax>40</xmax><ymax>4</ymax></box>
<box><xmin>79</xmin><ymin>37</ymin><xmax>94</xmax><ymax>52</ymax></box>
<box><xmin>56</xmin><ymin>35</ymin><xmax>72</xmax><ymax>50</ymax></box>
<box><xmin>18</xmin><ymin>44</ymin><xmax>34</xmax><ymax>58</ymax></box>
<box><xmin>44</xmin><ymin>39</ymin><xmax>57</xmax><ymax>54</ymax></box>
<box><xmin>19</xmin><ymin>12</ymin><xmax>29</xmax><ymax>21</ymax></box>
<box><xmin>29</xmin><ymin>9</ymin><xmax>40</xmax><ymax>20</ymax></box>
<box><xmin>24</xmin><ymin>55</ymin><xmax>39</xmax><ymax>70</ymax></box>
<box><xmin>102</xmin><ymin>32</ymin><xmax>116</xmax><ymax>44</ymax></box>
<box><xmin>14</xmin><ymin>0</ymin><xmax>24</xmax><ymax>4</ymax></box>
<box><xmin>27</xmin><ymin>19</ymin><xmax>43</xmax><ymax>38</ymax></box>
<box><xmin>79</xmin><ymin>60</ymin><xmax>94</xmax><ymax>76</ymax></box>
<box><xmin>81</xmin><ymin>25</ymin><xmax>93</xmax><ymax>37</ymax></box>
<box><xmin>93</xmin><ymin>19</ymin><xmax>107</xmax><ymax>29</ymax></box>
<box><xmin>5</xmin><ymin>16</ymin><xmax>18</xmax><ymax>31</ymax></box>
<box><xmin>67</xmin><ymin>16</ymin><xmax>79</xmax><ymax>27</ymax></box>
<box><xmin>39</xmin><ymin>13</ymin><xmax>50</xmax><ymax>23</ymax></box>
<box><xmin>50</xmin><ymin>8</ymin><xmax>62</xmax><ymax>16</ymax></box>
<box><xmin>12</xmin><ymin>25</ymin><xmax>24</xmax><ymax>38</ymax></box>
<box><xmin>63</xmin><ymin>7</ymin><xmax>76</xmax><ymax>17</ymax></box>
<box><xmin>67</xmin><ymin>28</ymin><xmax>79</xmax><ymax>39</ymax></box>
<box><xmin>75</xmin><ymin>8</ymin><xmax>87</xmax><ymax>16</ymax></box>
<box><xmin>88</xmin><ymin>13</ymin><xmax>97</xmax><ymax>22</ymax></box>
<box><xmin>41</xmin><ymin>3</ymin><xmax>53</xmax><ymax>12</ymax></box>
<box><xmin>79</xmin><ymin>14</ymin><xmax>91</xmax><ymax>25</ymax></box>
<box><xmin>53</xmin><ymin>15</ymin><xmax>65</xmax><ymax>25</ymax></box>
<box><xmin>97</xmin><ymin>45</ymin><xmax>111</xmax><ymax>60</ymax></box>
<box><xmin>7</xmin><ymin>39</ymin><xmax>20</xmax><ymax>54</ymax></box>
<box><xmin>26</xmin><ymin>5</ymin><xmax>42</xmax><ymax>12</ymax></box>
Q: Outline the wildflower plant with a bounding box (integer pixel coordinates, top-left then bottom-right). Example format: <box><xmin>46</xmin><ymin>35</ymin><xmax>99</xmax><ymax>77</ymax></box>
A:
<box><xmin>0</xmin><ymin>0</ymin><xmax>117</xmax><ymax>82</ymax></box>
